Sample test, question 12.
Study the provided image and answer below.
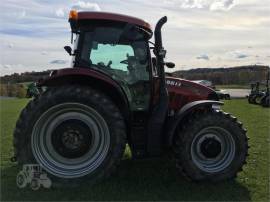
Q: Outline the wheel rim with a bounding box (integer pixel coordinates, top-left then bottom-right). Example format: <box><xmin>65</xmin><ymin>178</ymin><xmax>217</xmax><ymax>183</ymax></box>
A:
<box><xmin>31</xmin><ymin>103</ymin><xmax>110</xmax><ymax>178</ymax></box>
<box><xmin>191</xmin><ymin>126</ymin><xmax>235</xmax><ymax>173</ymax></box>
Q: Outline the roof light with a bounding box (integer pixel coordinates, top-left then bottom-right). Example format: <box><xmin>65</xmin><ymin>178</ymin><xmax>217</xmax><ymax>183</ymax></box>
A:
<box><xmin>69</xmin><ymin>10</ymin><xmax>78</xmax><ymax>20</ymax></box>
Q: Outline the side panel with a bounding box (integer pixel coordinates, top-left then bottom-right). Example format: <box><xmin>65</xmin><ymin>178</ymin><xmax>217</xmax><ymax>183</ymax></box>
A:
<box><xmin>166</xmin><ymin>77</ymin><xmax>218</xmax><ymax>111</ymax></box>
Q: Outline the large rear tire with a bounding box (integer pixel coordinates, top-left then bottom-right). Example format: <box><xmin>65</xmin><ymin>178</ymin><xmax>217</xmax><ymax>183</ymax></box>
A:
<box><xmin>16</xmin><ymin>172</ymin><xmax>27</xmax><ymax>188</ymax></box>
<box><xmin>14</xmin><ymin>85</ymin><xmax>126</xmax><ymax>184</ymax></box>
<box><xmin>174</xmin><ymin>110</ymin><xmax>248</xmax><ymax>182</ymax></box>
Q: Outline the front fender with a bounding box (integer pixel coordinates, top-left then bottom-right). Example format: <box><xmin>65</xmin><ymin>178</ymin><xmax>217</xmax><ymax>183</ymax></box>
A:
<box><xmin>166</xmin><ymin>100</ymin><xmax>223</xmax><ymax>146</ymax></box>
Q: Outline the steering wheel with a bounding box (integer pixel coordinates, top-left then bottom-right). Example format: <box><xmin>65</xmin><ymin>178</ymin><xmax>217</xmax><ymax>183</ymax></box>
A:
<box><xmin>120</xmin><ymin>59</ymin><xmax>128</xmax><ymax>64</ymax></box>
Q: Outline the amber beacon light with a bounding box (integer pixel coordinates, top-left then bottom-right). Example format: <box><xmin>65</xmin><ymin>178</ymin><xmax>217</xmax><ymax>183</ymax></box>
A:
<box><xmin>69</xmin><ymin>10</ymin><xmax>78</xmax><ymax>20</ymax></box>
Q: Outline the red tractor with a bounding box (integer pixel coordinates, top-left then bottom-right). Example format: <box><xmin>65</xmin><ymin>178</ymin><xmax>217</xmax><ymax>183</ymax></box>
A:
<box><xmin>13</xmin><ymin>10</ymin><xmax>248</xmax><ymax>183</ymax></box>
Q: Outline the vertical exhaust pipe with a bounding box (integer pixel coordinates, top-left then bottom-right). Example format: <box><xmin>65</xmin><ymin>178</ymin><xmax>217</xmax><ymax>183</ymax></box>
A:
<box><xmin>154</xmin><ymin>16</ymin><xmax>167</xmax><ymax>56</ymax></box>
<box><xmin>154</xmin><ymin>16</ymin><xmax>167</xmax><ymax>81</ymax></box>
<box><xmin>147</xmin><ymin>16</ymin><xmax>168</xmax><ymax>156</ymax></box>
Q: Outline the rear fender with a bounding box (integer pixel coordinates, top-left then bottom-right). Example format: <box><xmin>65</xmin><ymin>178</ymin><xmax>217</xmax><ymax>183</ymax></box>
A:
<box><xmin>166</xmin><ymin>100</ymin><xmax>223</xmax><ymax>146</ymax></box>
<box><xmin>39</xmin><ymin>68</ymin><xmax>119</xmax><ymax>88</ymax></box>
<box><xmin>38</xmin><ymin>68</ymin><xmax>130</xmax><ymax>122</ymax></box>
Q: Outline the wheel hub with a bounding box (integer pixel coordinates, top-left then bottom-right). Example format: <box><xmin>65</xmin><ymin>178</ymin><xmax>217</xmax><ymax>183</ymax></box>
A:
<box><xmin>51</xmin><ymin>119</ymin><xmax>92</xmax><ymax>159</ymax></box>
<box><xmin>62</xmin><ymin>130</ymin><xmax>82</xmax><ymax>150</ymax></box>
<box><xmin>200</xmin><ymin>137</ymin><xmax>221</xmax><ymax>158</ymax></box>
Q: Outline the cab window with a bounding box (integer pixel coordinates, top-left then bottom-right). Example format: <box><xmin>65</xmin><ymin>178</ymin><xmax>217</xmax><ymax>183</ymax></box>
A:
<box><xmin>90</xmin><ymin>44</ymin><xmax>134</xmax><ymax>71</ymax></box>
<box><xmin>79</xmin><ymin>24</ymin><xmax>151</xmax><ymax>110</ymax></box>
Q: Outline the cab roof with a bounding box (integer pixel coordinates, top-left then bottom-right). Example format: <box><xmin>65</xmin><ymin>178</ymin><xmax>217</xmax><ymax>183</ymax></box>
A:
<box><xmin>76</xmin><ymin>11</ymin><xmax>152</xmax><ymax>32</ymax></box>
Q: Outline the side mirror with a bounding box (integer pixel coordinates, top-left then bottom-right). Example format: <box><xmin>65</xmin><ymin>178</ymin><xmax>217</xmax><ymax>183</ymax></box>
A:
<box><xmin>165</xmin><ymin>62</ymin><xmax>175</xmax><ymax>68</ymax></box>
<box><xmin>64</xmin><ymin>46</ymin><xmax>72</xmax><ymax>56</ymax></box>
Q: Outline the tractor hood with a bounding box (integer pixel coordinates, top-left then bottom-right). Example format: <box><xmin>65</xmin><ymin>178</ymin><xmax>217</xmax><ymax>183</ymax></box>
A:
<box><xmin>165</xmin><ymin>76</ymin><xmax>218</xmax><ymax>110</ymax></box>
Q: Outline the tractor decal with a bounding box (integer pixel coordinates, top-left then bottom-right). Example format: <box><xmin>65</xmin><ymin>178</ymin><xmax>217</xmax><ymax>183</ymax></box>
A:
<box><xmin>16</xmin><ymin>164</ymin><xmax>52</xmax><ymax>190</ymax></box>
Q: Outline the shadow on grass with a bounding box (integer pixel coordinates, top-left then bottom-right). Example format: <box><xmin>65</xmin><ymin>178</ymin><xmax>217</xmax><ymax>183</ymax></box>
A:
<box><xmin>1</xmin><ymin>158</ymin><xmax>251</xmax><ymax>201</ymax></box>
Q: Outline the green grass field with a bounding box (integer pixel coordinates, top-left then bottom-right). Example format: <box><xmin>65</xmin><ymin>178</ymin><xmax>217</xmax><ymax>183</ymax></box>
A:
<box><xmin>0</xmin><ymin>99</ymin><xmax>269</xmax><ymax>201</ymax></box>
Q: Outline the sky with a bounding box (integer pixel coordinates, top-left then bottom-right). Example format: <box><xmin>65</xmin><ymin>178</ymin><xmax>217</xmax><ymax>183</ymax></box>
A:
<box><xmin>0</xmin><ymin>0</ymin><xmax>269</xmax><ymax>75</ymax></box>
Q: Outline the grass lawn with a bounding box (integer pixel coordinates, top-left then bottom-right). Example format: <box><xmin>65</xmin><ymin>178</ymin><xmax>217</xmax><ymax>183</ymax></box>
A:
<box><xmin>0</xmin><ymin>99</ymin><xmax>269</xmax><ymax>201</ymax></box>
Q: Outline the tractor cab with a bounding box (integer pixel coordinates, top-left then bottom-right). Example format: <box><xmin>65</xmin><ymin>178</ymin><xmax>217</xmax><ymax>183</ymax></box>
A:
<box><xmin>68</xmin><ymin>11</ymin><xmax>153</xmax><ymax>112</ymax></box>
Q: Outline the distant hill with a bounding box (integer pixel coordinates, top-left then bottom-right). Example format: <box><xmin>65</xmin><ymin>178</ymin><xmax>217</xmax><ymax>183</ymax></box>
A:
<box><xmin>172</xmin><ymin>65</ymin><xmax>269</xmax><ymax>85</ymax></box>
<box><xmin>0</xmin><ymin>65</ymin><xmax>269</xmax><ymax>85</ymax></box>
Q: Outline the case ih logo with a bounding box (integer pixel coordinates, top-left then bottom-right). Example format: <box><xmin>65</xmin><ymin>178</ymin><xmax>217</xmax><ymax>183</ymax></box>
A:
<box><xmin>166</xmin><ymin>79</ymin><xmax>182</xmax><ymax>87</ymax></box>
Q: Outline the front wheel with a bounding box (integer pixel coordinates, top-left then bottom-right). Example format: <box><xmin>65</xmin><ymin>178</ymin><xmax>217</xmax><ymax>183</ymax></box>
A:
<box><xmin>41</xmin><ymin>176</ymin><xmax>52</xmax><ymax>188</ymax></box>
<box><xmin>30</xmin><ymin>179</ymin><xmax>40</xmax><ymax>191</ymax></box>
<box><xmin>174</xmin><ymin>110</ymin><xmax>248</xmax><ymax>181</ymax></box>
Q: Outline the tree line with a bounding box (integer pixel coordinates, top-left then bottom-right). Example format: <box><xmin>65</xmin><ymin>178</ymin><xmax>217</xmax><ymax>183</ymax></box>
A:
<box><xmin>0</xmin><ymin>70</ymin><xmax>51</xmax><ymax>84</ymax></box>
<box><xmin>0</xmin><ymin>84</ymin><xmax>26</xmax><ymax>98</ymax></box>
<box><xmin>172</xmin><ymin>65</ymin><xmax>269</xmax><ymax>85</ymax></box>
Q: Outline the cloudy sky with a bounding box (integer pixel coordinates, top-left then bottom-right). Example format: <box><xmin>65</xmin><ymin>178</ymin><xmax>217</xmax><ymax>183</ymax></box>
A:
<box><xmin>0</xmin><ymin>0</ymin><xmax>269</xmax><ymax>75</ymax></box>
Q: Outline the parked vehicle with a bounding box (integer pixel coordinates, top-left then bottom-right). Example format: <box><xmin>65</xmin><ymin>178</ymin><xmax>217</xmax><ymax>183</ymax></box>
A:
<box><xmin>260</xmin><ymin>72</ymin><xmax>270</xmax><ymax>107</ymax></box>
<box><xmin>13</xmin><ymin>10</ymin><xmax>248</xmax><ymax>184</ymax></box>
<box><xmin>248</xmin><ymin>82</ymin><xmax>265</xmax><ymax>104</ymax></box>
<box><xmin>192</xmin><ymin>80</ymin><xmax>215</xmax><ymax>89</ymax></box>
<box><xmin>248</xmin><ymin>71</ymin><xmax>270</xmax><ymax>107</ymax></box>
<box><xmin>215</xmin><ymin>89</ymin><xmax>231</xmax><ymax>100</ymax></box>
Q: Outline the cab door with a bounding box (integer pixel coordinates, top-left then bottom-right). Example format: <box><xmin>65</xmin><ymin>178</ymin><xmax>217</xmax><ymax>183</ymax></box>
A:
<box><xmin>79</xmin><ymin>25</ymin><xmax>152</xmax><ymax>112</ymax></box>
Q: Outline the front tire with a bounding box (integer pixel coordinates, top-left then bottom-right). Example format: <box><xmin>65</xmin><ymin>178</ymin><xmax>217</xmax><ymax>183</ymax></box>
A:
<box><xmin>14</xmin><ymin>85</ymin><xmax>126</xmax><ymax>183</ymax></box>
<box><xmin>174</xmin><ymin>110</ymin><xmax>248</xmax><ymax>182</ymax></box>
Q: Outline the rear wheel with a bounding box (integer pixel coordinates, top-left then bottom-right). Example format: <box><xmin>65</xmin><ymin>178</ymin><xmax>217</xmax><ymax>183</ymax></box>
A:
<box><xmin>16</xmin><ymin>172</ymin><xmax>27</xmax><ymax>188</ymax></box>
<box><xmin>14</xmin><ymin>85</ymin><xmax>126</xmax><ymax>183</ymax></box>
<box><xmin>174</xmin><ymin>110</ymin><xmax>248</xmax><ymax>181</ymax></box>
<box><xmin>254</xmin><ymin>94</ymin><xmax>264</xmax><ymax>104</ymax></box>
